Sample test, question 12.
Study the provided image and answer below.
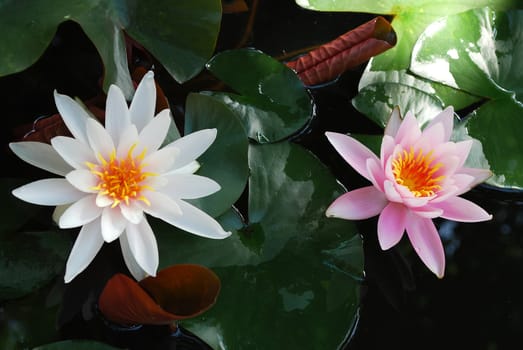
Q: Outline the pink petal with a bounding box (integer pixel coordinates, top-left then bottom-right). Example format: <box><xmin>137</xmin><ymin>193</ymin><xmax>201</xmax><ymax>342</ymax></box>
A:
<box><xmin>452</xmin><ymin>140</ymin><xmax>473</xmax><ymax>169</ymax></box>
<box><xmin>402</xmin><ymin>194</ymin><xmax>431</xmax><ymax>208</ymax></box>
<box><xmin>417</xmin><ymin>122</ymin><xmax>445</xmax><ymax>149</ymax></box>
<box><xmin>458</xmin><ymin>167</ymin><xmax>492</xmax><ymax>188</ymax></box>
<box><xmin>380</xmin><ymin>135</ymin><xmax>395</xmax><ymax>166</ymax></box>
<box><xmin>384</xmin><ymin>106</ymin><xmax>402</xmax><ymax>137</ymax></box>
<box><xmin>394</xmin><ymin>112</ymin><xmax>421</xmax><ymax>147</ymax></box>
<box><xmin>405</xmin><ymin>215</ymin><xmax>445</xmax><ymax>278</ymax></box>
<box><xmin>425</xmin><ymin>106</ymin><xmax>454</xmax><ymax>142</ymax></box>
<box><xmin>436</xmin><ymin>196</ymin><xmax>492</xmax><ymax>222</ymax></box>
<box><xmin>325</xmin><ymin>132</ymin><xmax>379</xmax><ymax>181</ymax></box>
<box><xmin>411</xmin><ymin>205</ymin><xmax>443</xmax><ymax>219</ymax></box>
<box><xmin>432</xmin><ymin>174</ymin><xmax>474</xmax><ymax>202</ymax></box>
<box><xmin>326</xmin><ymin>186</ymin><xmax>387</xmax><ymax>220</ymax></box>
<box><xmin>366</xmin><ymin>158</ymin><xmax>385</xmax><ymax>192</ymax></box>
<box><xmin>377</xmin><ymin>202</ymin><xmax>407</xmax><ymax>250</ymax></box>
<box><xmin>383</xmin><ymin>180</ymin><xmax>402</xmax><ymax>203</ymax></box>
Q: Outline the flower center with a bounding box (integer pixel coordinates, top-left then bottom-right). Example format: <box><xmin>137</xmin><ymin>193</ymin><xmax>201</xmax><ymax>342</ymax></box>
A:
<box><xmin>88</xmin><ymin>145</ymin><xmax>155</xmax><ymax>207</ymax></box>
<box><xmin>391</xmin><ymin>147</ymin><xmax>444</xmax><ymax>197</ymax></box>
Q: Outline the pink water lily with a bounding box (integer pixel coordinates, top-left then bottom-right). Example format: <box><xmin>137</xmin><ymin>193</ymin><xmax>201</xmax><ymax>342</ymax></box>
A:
<box><xmin>325</xmin><ymin>107</ymin><xmax>492</xmax><ymax>278</ymax></box>
<box><xmin>10</xmin><ymin>71</ymin><xmax>231</xmax><ymax>283</ymax></box>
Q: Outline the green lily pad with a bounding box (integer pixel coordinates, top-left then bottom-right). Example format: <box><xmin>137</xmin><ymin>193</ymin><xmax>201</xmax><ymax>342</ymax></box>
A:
<box><xmin>0</xmin><ymin>0</ymin><xmax>221</xmax><ymax>98</ymax></box>
<box><xmin>353</xmin><ymin>81</ymin><xmax>445</xmax><ymax>128</ymax></box>
<box><xmin>0</xmin><ymin>284</ymin><xmax>62</xmax><ymax>349</ymax></box>
<box><xmin>0</xmin><ymin>230</ymin><xmax>70</xmax><ymax>301</ymax></box>
<box><xmin>184</xmin><ymin>92</ymin><xmax>249</xmax><ymax>218</ymax></box>
<box><xmin>295</xmin><ymin>0</ymin><xmax>519</xmax><ymax>71</ymax></box>
<box><xmin>410</xmin><ymin>8</ymin><xmax>523</xmax><ymax>188</ymax></box>
<box><xmin>206</xmin><ymin>49</ymin><xmax>313</xmax><ymax>143</ymax></box>
<box><xmin>0</xmin><ymin>179</ymin><xmax>40</xmax><ymax>238</ymax></box>
<box><xmin>154</xmin><ymin>141</ymin><xmax>363</xmax><ymax>349</ymax></box>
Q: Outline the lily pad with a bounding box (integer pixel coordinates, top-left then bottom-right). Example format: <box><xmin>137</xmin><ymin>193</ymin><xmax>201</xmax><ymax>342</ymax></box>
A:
<box><xmin>410</xmin><ymin>7</ymin><xmax>523</xmax><ymax>188</ymax></box>
<box><xmin>0</xmin><ymin>285</ymin><xmax>62</xmax><ymax>349</ymax></box>
<box><xmin>154</xmin><ymin>141</ymin><xmax>363</xmax><ymax>349</ymax></box>
<box><xmin>184</xmin><ymin>92</ymin><xmax>249</xmax><ymax>218</ymax></box>
<box><xmin>295</xmin><ymin>0</ymin><xmax>520</xmax><ymax>71</ymax></box>
<box><xmin>206</xmin><ymin>49</ymin><xmax>313</xmax><ymax>143</ymax></box>
<box><xmin>0</xmin><ymin>230</ymin><xmax>70</xmax><ymax>301</ymax></box>
<box><xmin>0</xmin><ymin>0</ymin><xmax>221</xmax><ymax>98</ymax></box>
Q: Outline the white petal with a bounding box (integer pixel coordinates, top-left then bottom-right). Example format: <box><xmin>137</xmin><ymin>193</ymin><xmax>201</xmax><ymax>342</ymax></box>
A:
<box><xmin>165</xmin><ymin>129</ymin><xmax>217</xmax><ymax>170</ymax></box>
<box><xmin>120</xmin><ymin>202</ymin><xmax>144</xmax><ymax>224</ymax></box>
<box><xmin>159</xmin><ymin>199</ymin><xmax>230</xmax><ymax>239</ymax></box>
<box><xmin>54</xmin><ymin>90</ymin><xmax>91</xmax><ymax>143</ymax></box>
<box><xmin>141</xmin><ymin>191</ymin><xmax>182</xmax><ymax>220</ymax></box>
<box><xmin>105</xmin><ymin>84</ymin><xmax>131</xmax><ymax>145</ymax></box>
<box><xmin>59</xmin><ymin>194</ymin><xmax>102</xmax><ymax>228</ymax></box>
<box><xmin>129</xmin><ymin>71</ymin><xmax>156</xmax><ymax>131</ymax></box>
<box><xmin>116</xmin><ymin>124</ymin><xmax>139</xmax><ymax>159</ymax></box>
<box><xmin>96</xmin><ymin>193</ymin><xmax>114</xmax><ymax>207</ymax></box>
<box><xmin>66</xmin><ymin>169</ymin><xmax>99</xmax><ymax>193</ymax></box>
<box><xmin>10</xmin><ymin>142</ymin><xmax>73</xmax><ymax>176</ymax></box>
<box><xmin>53</xmin><ymin>204</ymin><xmax>69</xmax><ymax>224</ymax></box>
<box><xmin>86</xmin><ymin>118</ymin><xmax>115</xmax><ymax>158</ymax></box>
<box><xmin>119</xmin><ymin>231</ymin><xmax>147</xmax><ymax>281</ymax></box>
<box><xmin>165</xmin><ymin>160</ymin><xmax>200</xmax><ymax>175</ymax></box>
<box><xmin>64</xmin><ymin>218</ymin><xmax>104</xmax><ymax>283</ymax></box>
<box><xmin>51</xmin><ymin>136</ymin><xmax>97</xmax><ymax>169</ymax></box>
<box><xmin>139</xmin><ymin>109</ymin><xmax>172</xmax><ymax>153</ymax></box>
<box><xmin>161</xmin><ymin>174</ymin><xmax>220</xmax><ymax>199</ymax></box>
<box><xmin>101</xmin><ymin>207</ymin><xmax>127</xmax><ymax>242</ymax></box>
<box><xmin>142</xmin><ymin>147</ymin><xmax>178</xmax><ymax>174</ymax></box>
<box><xmin>12</xmin><ymin>179</ymin><xmax>85</xmax><ymax>205</ymax></box>
<box><xmin>125</xmin><ymin>219</ymin><xmax>159</xmax><ymax>277</ymax></box>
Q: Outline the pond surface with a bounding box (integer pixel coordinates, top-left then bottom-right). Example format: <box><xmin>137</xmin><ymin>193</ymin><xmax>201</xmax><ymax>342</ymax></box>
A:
<box><xmin>1</xmin><ymin>1</ymin><xmax>522</xmax><ymax>349</ymax></box>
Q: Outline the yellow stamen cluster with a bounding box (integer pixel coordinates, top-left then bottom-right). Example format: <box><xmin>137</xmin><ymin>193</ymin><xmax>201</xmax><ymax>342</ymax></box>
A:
<box><xmin>391</xmin><ymin>147</ymin><xmax>444</xmax><ymax>197</ymax></box>
<box><xmin>88</xmin><ymin>145</ymin><xmax>155</xmax><ymax>207</ymax></box>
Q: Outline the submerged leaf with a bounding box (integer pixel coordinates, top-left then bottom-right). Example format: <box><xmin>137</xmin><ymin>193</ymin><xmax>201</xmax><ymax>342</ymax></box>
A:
<box><xmin>98</xmin><ymin>273</ymin><xmax>177</xmax><ymax>326</ymax></box>
<box><xmin>99</xmin><ymin>265</ymin><xmax>221</xmax><ymax>326</ymax></box>
<box><xmin>140</xmin><ymin>264</ymin><xmax>221</xmax><ymax>319</ymax></box>
<box><xmin>286</xmin><ymin>16</ymin><xmax>396</xmax><ymax>86</ymax></box>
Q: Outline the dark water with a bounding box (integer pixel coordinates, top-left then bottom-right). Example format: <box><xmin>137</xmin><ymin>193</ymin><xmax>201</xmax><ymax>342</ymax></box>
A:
<box><xmin>3</xmin><ymin>1</ymin><xmax>523</xmax><ymax>349</ymax></box>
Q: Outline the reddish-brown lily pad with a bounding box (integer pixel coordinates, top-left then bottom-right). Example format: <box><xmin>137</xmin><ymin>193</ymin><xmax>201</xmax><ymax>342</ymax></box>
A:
<box><xmin>98</xmin><ymin>264</ymin><xmax>221</xmax><ymax>326</ymax></box>
<box><xmin>139</xmin><ymin>264</ymin><xmax>221</xmax><ymax>320</ymax></box>
<box><xmin>286</xmin><ymin>16</ymin><xmax>396</xmax><ymax>86</ymax></box>
<box><xmin>98</xmin><ymin>273</ymin><xmax>177</xmax><ymax>326</ymax></box>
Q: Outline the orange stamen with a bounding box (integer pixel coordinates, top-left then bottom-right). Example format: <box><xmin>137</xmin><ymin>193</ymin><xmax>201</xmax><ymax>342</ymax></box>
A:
<box><xmin>391</xmin><ymin>147</ymin><xmax>444</xmax><ymax>197</ymax></box>
<box><xmin>88</xmin><ymin>144</ymin><xmax>156</xmax><ymax>207</ymax></box>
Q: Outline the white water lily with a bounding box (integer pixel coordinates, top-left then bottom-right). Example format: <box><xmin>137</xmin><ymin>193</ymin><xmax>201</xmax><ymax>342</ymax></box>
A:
<box><xmin>10</xmin><ymin>71</ymin><xmax>231</xmax><ymax>283</ymax></box>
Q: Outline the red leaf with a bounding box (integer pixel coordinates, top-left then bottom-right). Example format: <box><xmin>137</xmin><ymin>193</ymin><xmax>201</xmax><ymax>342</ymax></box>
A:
<box><xmin>16</xmin><ymin>66</ymin><xmax>170</xmax><ymax>144</ymax></box>
<box><xmin>286</xmin><ymin>16</ymin><xmax>396</xmax><ymax>86</ymax></box>
<box><xmin>139</xmin><ymin>264</ymin><xmax>221</xmax><ymax>320</ymax></box>
<box><xmin>222</xmin><ymin>0</ymin><xmax>249</xmax><ymax>13</ymax></box>
<box><xmin>98</xmin><ymin>273</ymin><xmax>178</xmax><ymax>326</ymax></box>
